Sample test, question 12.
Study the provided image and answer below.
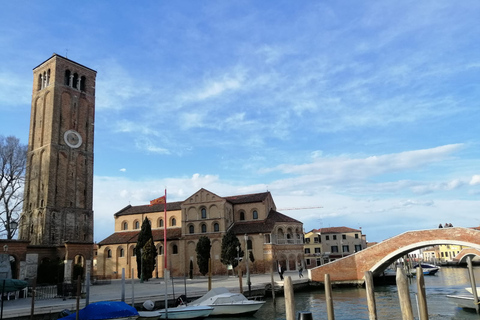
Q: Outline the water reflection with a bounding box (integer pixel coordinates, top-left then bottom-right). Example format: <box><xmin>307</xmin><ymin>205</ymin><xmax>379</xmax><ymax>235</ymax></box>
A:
<box><xmin>215</xmin><ymin>266</ymin><xmax>480</xmax><ymax>320</ymax></box>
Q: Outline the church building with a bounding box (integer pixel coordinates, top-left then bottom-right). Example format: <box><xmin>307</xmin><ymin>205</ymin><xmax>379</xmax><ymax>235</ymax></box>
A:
<box><xmin>96</xmin><ymin>189</ymin><xmax>304</xmax><ymax>279</ymax></box>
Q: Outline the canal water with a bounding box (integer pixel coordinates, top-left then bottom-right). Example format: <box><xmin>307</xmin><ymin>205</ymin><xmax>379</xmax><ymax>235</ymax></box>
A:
<box><xmin>220</xmin><ymin>266</ymin><xmax>480</xmax><ymax>320</ymax></box>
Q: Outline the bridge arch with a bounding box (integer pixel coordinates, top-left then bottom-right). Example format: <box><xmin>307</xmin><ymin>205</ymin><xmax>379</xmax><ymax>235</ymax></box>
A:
<box><xmin>453</xmin><ymin>248</ymin><xmax>480</xmax><ymax>264</ymax></box>
<box><xmin>309</xmin><ymin>227</ymin><xmax>480</xmax><ymax>284</ymax></box>
<box><xmin>370</xmin><ymin>239</ymin><xmax>480</xmax><ymax>276</ymax></box>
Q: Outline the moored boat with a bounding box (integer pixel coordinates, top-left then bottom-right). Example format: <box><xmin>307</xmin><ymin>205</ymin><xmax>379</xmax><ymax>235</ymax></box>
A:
<box><xmin>189</xmin><ymin>287</ymin><xmax>265</xmax><ymax>316</ymax></box>
<box><xmin>411</xmin><ymin>263</ymin><xmax>440</xmax><ymax>275</ymax></box>
<box><xmin>138</xmin><ymin>305</ymin><xmax>213</xmax><ymax>319</ymax></box>
<box><xmin>446</xmin><ymin>294</ymin><xmax>477</xmax><ymax>310</ymax></box>
<box><xmin>59</xmin><ymin>301</ymin><xmax>139</xmax><ymax>320</ymax></box>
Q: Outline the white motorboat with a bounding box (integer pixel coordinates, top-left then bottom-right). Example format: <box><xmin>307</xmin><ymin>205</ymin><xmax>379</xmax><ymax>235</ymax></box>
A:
<box><xmin>410</xmin><ymin>263</ymin><xmax>440</xmax><ymax>275</ymax></box>
<box><xmin>446</xmin><ymin>294</ymin><xmax>477</xmax><ymax>310</ymax></box>
<box><xmin>138</xmin><ymin>305</ymin><xmax>213</xmax><ymax>319</ymax></box>
<box><xmin>190</xmin><ymin>287</ymin><xmax>265</xmax><ymax>316</ymax></box>
<box><xmin>465</xmin><ymin>287</ymin><xmax>480</xmax><ymax>296</ymax></box>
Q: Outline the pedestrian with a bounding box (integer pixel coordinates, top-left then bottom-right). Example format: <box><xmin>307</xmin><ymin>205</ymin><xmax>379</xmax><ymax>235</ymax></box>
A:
<box><xmin>278</xmin><ymin>262</ymin><xmax>284</xmax><ymax>280</ymax></box>
<box><xmin>298</xmin><ymin>265</ymin><xmax>303</xmax><ymax>278</ymax></box>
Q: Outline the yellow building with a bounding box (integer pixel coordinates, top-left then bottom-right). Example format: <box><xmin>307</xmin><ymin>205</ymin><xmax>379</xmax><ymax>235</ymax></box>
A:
<box><xmin>304</xmin><ymin>227</ymin><xmax>366</xmax><ymax>269</ymax></box>
<box><xmin>96</xmin><ymin>189</ymin><xmax>304</xmax><ymax>279</ymax></box>
<box><xmin>438</xmin><ymin>244</ymin><xmax>466</xmax><ymax>262</ymax></box>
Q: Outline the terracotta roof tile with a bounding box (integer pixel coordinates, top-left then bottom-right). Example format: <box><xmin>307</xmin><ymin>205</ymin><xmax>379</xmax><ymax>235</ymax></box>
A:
<box><xmin>114</xmin><ymin>202</ymin><xmax>183</xmax><ymax>217</ymax></box>
<box><xmin>98</xmin><ymin>228</ymin><xmax>182</xmax><ymax>246</ymax></box>
<box><xmin>224</xmin><ymin>192</ymin><xmax>270</xmax><ymax>204</ymax></box>
<box><xmin>231</xmin><ymin>209</ymin><xmax>302</xmax><ymax>234</ymax></box>
<box><xmin>310</xmin><ymin>226</ymin><xmax>361</xmax><ymax>234</ymax></box>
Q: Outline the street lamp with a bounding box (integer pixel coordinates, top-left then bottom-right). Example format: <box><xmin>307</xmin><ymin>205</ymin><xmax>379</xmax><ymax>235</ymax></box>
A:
<box><xmin>244</xmin><ymin>234</ymin><xmax>251</xmax><ymax>297</ymax></box>
<box><xmin>8</xmin><ymin>220</ymin><xmax>18</xmax><ymax>239</ymax></box>
<box><xmin>236</xmin><ymin>246</ymin><xmax>240</xmax><ymax>277</ymax></box>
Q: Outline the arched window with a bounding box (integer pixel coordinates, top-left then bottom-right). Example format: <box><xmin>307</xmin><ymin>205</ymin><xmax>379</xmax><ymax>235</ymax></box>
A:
<box><xmin>73</xmin><ymin>73</ymin><xmax>79</xmax><ymax>89</ymax></box>
<box><xmin>80</xmin><ymin>76</ymin><xmax>86</xmax><ymax>92</ymax></box>
<box><xmin>201</xmin><ymin>224</ymin><xmax>207</xmax><ymax>233</ymax></box>
<box><xmin>171</xmin><ymin>218</ymin><xmax>176</xmax><ymax>226</ymax></box>
<box><xmin>158</xmin><ymin>219</ymin><xmax>163</xmax><ymax>227</ymax></box>
<box><xmin>172</xmin><ymin>244</ymin><xmax>178</xmax><ymax>254</ymax></box>
<box><xmin>189</xmin><ymin>225</ymin><xmax>194</xmax><ymax>234</ymax></box>
<box><xmin>107</xmin><ymin>249</ymin><xmax>112</xmax><ymax>258</ymax></box>
<box><xmin>201</xmin><ymin>208</ymin><xmax>207</xmax><ymax>219</ymax></box>
<box><xmin>38</xmin><ymin>74</ymin><xmax>42</xmax><ymax>91</ymax></box>
<box><xmin>240</xmin><ymin>212</ymin><xmax>245</xmax><ymax>221</ymax></box>
<box><xmin>64</xmin><ymin>70</ymin><xmax>71</xmax><ymax>86</ymax></box>
<box><xmin>247</xmin><ymin>239</ymin><xmax>253</xmax><ymax>250</ymax></box>
<box><xmin>158</xmin><ymin>246</ymin><xmax>163</xmax><ymax>255</ymax></box>
<box><xmin>134</xmin><ymin>221</ymin><xmax>140</xmax><ymax>229</ymax></box>
<box><xmin>122</xmin><ymin>222</ymin><xmax>128</xmax><ymax>230</ymax></box>
<box><xmin>214</xmin><ymin>223</ymin><xmax>219</xmax><ymax>232</ymax></box>
<box><xmin>253</xmin><ymin>210</ymin><xmax>258</xmax><ymax>219</ymax></box>
<box><xmin>119</xmin><ymin>248</ymin><xmax>124</xmax><ymax>257</ymax></box>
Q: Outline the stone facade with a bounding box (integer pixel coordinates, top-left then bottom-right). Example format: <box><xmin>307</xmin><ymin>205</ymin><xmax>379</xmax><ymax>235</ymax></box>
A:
<box><xmin>97</xmin><ymin>189</ymin><xmax>304</xmax><ymax>279</ymax></box>
<box><xmin>304</xmin><ymin>226</ymin><xmax>367</xmax><ymax>269</ymax></box>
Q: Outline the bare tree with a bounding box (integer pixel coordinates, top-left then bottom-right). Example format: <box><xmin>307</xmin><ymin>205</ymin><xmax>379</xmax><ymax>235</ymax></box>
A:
<box><xmin>0</xmin><ymin>136</ymin><xmax>27</xmax><ymax>239</ymax></box>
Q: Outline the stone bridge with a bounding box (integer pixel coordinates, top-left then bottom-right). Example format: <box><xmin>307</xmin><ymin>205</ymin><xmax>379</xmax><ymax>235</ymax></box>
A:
<box><xmin>453</xmin><ymin>247</ymin><xmax>480</xmax><ymax>263</ymax></box>
<box><xmin>309</xmin><ymin>227</ymin><xmax>480</xmax><ymax>284</ymax></box>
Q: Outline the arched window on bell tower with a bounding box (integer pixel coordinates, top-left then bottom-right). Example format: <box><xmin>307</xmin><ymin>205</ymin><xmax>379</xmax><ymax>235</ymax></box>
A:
<box><xmin>80</xmin><ymin>76</ymin><xmax>86</xmax><ymax>92</ymax></box>
<box><xmin>72</xmin><ymin>73</ymin><xmax>79</xmax><ymax>89</ymax></box>
<box><xmin>38</xmin><ymin>74</ymin><xmax>43</xmax><ymax>91</ymax></box>
<box><xmin>64</xmin><ymin>70</ymin><xmax>71</xmax><ymax>86</ymax></box>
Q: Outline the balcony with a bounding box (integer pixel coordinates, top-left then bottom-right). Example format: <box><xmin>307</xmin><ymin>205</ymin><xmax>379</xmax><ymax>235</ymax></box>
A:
<box><xmin>275</xmin><ymin>239</ymin><xmax>303</xmax><ymax>245</ymax></box>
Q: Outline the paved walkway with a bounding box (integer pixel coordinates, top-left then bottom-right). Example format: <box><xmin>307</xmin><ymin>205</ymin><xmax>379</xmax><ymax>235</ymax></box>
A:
<box><xmin>1</xmin><ymin>271</ymin><xmax>308</xmax><ymax>319</ymax></box>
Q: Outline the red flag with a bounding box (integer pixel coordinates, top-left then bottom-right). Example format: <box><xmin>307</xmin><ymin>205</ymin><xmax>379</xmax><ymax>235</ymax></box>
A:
<box><xmin>150</xmin><ymin>196</ymin><xmax>166</xmax><ymax>206</ymax></box>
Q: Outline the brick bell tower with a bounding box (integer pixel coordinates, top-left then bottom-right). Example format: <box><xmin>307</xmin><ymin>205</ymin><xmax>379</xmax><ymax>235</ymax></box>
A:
<box><xmin>19</xmin><ymin>54</ymin><xmax>96</xmax><ymax>247</ymax></box>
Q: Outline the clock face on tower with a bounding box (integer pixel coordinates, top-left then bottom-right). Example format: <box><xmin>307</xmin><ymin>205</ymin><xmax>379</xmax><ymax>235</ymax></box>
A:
<box><xmin>64</xmin><ymin>130</ymin><xmax>83</xmax><ymax>148</ymax></box>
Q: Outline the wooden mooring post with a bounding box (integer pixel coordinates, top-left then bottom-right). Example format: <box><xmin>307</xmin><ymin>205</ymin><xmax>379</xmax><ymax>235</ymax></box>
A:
<box><xmin>325</xmin><ymin>273</ymin><xmax>335</xmax><ymax>320</ymax></box>
<box><xmin>416</xmin><ymin>266</ymin><xmax>429</xmax><ymax>320</ymax></box>
<box><xmin>239</xmin><ymin>271</ymin><xmax>243</xmax><ymax>293</ymax></box>
<box><xmin>467</xmin><ymin>256</ymin><xmax>479</xmax><ymax>314</ymax></box>
<box><xmin>284</xmin><ymin>276</ymin><xmax>295</xmax><ymax>320</ymax></box>
<box><xmin>396</xmin><ymin>267</ymin><xmax>414</xmax><ymax>320</ymax></box>
<box><xmin>364</xmin><ymin>271</ymin><xmax>378</xmax><ymax>320</ymax></box>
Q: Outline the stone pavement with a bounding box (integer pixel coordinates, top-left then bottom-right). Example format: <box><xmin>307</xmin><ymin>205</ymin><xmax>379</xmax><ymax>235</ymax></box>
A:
<box><xmin>1</xmin><ymin>271</ymin><xmax>307</xmax><ymax>319</ymax></box>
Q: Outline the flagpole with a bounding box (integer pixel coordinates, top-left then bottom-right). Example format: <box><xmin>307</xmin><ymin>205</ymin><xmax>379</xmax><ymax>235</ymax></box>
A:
<box><xmin>163</xmin><ymin>188</ymin><xmax>168</xmax><ymax>318</ymax></box>
<box><xmin>164</xmin><ymin>188</ymin><xmax>167</xmax><ymax>269</ymax></box>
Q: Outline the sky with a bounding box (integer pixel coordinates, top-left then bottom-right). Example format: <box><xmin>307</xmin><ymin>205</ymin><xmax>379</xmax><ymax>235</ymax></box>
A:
<box><xmin>1</xmin><ymin>1</ymin><xmax>479</xmax><ymax>243</ymax></box>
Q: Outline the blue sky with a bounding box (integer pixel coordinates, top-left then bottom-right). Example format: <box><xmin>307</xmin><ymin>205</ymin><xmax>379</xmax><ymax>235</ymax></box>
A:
<box><xmin>1</xmin><ymin>1</ymin><xmax>479</xmax><ymax>243</ymax></box>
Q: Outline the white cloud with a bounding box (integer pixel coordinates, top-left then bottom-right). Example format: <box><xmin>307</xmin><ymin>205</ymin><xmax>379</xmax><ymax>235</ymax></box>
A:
<box><xmin>119</xmin><ymin>168</ymin><xmax>126</xmax><ymax>172</ymax></box>
<box><xmin>192</xmin><ymin>72</ymin><xmax>245</xmax><ymax>101</ymax></box>
<box><xmin>266</xmin><ymin>144</ymin><xmax>463</xmax><ymax>183</ymax></box>
<box><xmin>470</xmin><ymin>175</ymin><xmax>480</xmax><ymax>186</ymax></box>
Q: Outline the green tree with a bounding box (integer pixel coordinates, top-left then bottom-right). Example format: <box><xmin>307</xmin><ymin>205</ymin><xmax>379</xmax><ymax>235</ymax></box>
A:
<box><xmin>195</xmin><ymin>236</ymin><xmax>211</xmax><ymax>276</ymax></box>
<box><xmin>135</xmin><ymin>218</ymin><xmax>157</xmax><ymax>281</ymax></box>
<box><xmin>220</xmin><ymin>229</ymin><xmax>243</xmax><ymax>271</ymax></box>
<box><xmin>0</xmin><ymin>135</ymin><xmax>27</xmax><ymax>239</ymax></box>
